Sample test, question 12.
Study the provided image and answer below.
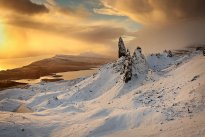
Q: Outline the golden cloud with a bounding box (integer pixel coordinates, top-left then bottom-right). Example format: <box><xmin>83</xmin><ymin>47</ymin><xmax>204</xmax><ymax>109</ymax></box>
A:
<box><xmin>0</xmin><ymin>0</ymin><xmax>127</xmax><ymax>59</ymax></box>
<box><xmin>99</xmin><ymin>0</ymin><xmax>205</xmax><ymax>25</ymax></box>
<box><xmin>0</xmin><ymin>0</ymin><xmax>49</xmax><ymax>15</ymax></box>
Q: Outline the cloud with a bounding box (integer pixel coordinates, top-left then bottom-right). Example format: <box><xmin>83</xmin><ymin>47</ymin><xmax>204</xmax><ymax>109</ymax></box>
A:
<box><xmin>45</xmin><ymin>0</ymin><xmax>92</xmax><ymax>18</ymax></box>
<box><xmin>0</xmin><ymin>0</ymin><xmax>130</xmax><ymax>59</ymax></box>
<box><xmin>0</xmin><ymin>0</ymin><xmax>49</xmax><ymax>15</ymax></box>
<box><xmin>94</xmin><ymin>7</ymin><xmax>123</xmax><ymax>16</ymax></box>
<box><xmin>5</xmin><ymin>14</ymin><xmax>126</xmax><ymax>45</ymax></box>
<box><xmin>4</xmin><ymin>0</ymin><xmax>204</xmax><ymax>58</ymax></box>
<box><xmin>94</xmin><ymin>0</ymin><xmax>205</xmax><ymax>53</ymax></box>
<box><xmin>73</xmin><ymin>26</ymin><xmax>126</xmax><ymax>44</ymax></box>
<box><xmin>126</xmin><ymin>19</ymin><xmax>205</xmax><ymax>53</ymax></box>
<box><xmin>99</xmin><ymin>0</ymin><xmax>205</xmax><ymax>25</ymax></box>
<box><xmin>57</xmin><ymin>6</ymin><xmax>91</xmax><ymax>17</ymax></box>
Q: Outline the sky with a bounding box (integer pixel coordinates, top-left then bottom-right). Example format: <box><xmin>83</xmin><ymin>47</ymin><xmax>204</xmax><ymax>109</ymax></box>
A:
<box><xmin>0</xmin><ymin>0</ymin><xmax>205</xmax><ymax>59</ymax></box>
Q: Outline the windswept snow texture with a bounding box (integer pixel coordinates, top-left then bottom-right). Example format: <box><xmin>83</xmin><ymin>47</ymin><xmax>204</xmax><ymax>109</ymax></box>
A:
<box><xmin>0</xmin><ymin>50</ymin><xmax>205</xmax><ymax>137</ymax></box>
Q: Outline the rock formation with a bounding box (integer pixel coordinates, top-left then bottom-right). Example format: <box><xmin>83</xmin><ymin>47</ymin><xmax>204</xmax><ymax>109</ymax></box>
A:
<box><xmin>167</xmin><ymin>50</ymin><xmax>173</xmax><ymax>57</ymax></box>
<box><xmin>136</xmin><ymin>47</ymin><xmax>142</xmax><ymax>53</ymax></box>
<box><xmin>118</xmin><ymin>37</ymin><xmax>127</xmax><ymax>58</ymax></box>
<box><xmin>123</xmin><ymin>49</ymin><xmax>132</xmax><ymax>83</ymax></box>
<box><xmin>117</xmin><ymin>37</ymin><xmax>148</xmax><ymax>83</ymax></box>
<box><xmin>132</xmin><ymin>47</ymin><xmax>148</xmax><ymax>77</ymax></box>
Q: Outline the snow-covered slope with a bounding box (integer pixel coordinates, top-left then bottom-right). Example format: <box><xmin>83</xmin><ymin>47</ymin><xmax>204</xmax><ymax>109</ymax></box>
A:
<box><xmin>0</xmin><ymin>50</ymin><xmax>205</xmax><ymax>137</ymax></box>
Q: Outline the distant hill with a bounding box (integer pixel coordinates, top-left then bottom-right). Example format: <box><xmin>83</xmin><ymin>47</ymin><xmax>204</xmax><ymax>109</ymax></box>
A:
<box><xmin>0</xmin><ymin>55</ymin><xmax>113</xmax><ymax>80</ymax></box>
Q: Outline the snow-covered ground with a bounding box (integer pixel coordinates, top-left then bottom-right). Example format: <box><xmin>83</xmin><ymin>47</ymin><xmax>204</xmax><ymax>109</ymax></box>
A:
<box><xmin>0</xmin><ymin>50</ymin><xmax>205</xmax><ymax>137</ymax></box>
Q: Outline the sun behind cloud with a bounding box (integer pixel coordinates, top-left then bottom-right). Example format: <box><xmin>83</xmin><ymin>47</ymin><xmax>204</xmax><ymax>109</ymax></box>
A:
<box><xmin>1</xmin><ymin>0</ymin><xmax>205</xmax><ymax>59</ymax></box>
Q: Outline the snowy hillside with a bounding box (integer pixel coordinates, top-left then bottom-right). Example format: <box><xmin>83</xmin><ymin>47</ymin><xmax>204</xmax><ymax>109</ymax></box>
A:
<box><xmin>0</xmin><ymin>43</ymin><xmax>205</xmax><ymax>136</ymax></box>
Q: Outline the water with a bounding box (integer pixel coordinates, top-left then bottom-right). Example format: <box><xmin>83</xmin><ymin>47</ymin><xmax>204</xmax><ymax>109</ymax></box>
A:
<box><xmin>1</xmin><ymin>56</ymin><xmax>99</xmax><ymax>84</ymax></box>
<box><xmin>57</xmin><ymin>68</ymin><xmax>98</xmax><ymax>80</ymax></box>
<box><xmin>15</xmin><ymin>68</ymin><xmax>98</xmax><ymax>84</ymax></box>
<box><xmin>16</xmin><ymin>75</ymin><xmax>57</xmax><ymax>84</ymax></box>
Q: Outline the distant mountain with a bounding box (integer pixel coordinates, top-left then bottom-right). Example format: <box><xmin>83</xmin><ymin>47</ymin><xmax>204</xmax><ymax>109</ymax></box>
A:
<box><xmin>0</xmin><ymin>55</ymin><xmax>113</xmax><ymax>80</ymax></box>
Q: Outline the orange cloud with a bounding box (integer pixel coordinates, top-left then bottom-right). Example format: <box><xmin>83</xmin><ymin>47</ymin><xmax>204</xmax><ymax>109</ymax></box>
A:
<box><xmin>99</xmin><ymin>0</ymin><xmax>205</xmax><ymax>25</ymax></box>
<box><xmin>0</xmin><ymin>0</ymin><xmax>49</xmax><ymax>15</ymax></box>
<box><xmin>0</xmin><ymin>0</ymin><xmax>129</xmax><ymax>59</ymax></box>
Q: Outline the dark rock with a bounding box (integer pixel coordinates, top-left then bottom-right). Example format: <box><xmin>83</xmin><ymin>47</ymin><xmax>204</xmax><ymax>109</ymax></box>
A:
<box><xmin>21</xmin><ymin>128</ymin><xmax>25</xmax><ymax>132</ymax></box>
<box><xmin>191</xmin><ymin>75</ymin><xmax>199</xmax><ymax>81</ymax></box>
<box><xmin>157</xmin><ymin>95</ymin><xmax>163</xmax><ymax>98</ymax></box>
<box><xmin>118</xmin><ymin>37</ymin><xmax>127</xmax><ymax>58</ymax></box>
<box><xmin>123</xmin><ymin>49</ymin><xmax>132</xmax><ymax>83</ymax></box>
<box><xmin>54</xmin><ymin>96</ymin><xmax>58</xmax><ymax>100</ymax></box>
<box><xmin>137</xmin><ymin>47</ymin><xmax>142</xmax><ymax>53</ymax></box>
<box><xmin>188</xmin><ymin>108</ymin><xmax>192</xmax><ymax>113</ymax></box>
<box><xmin>167</xmin><ymin>50</ymin><xmax>173</xmax><ymax>57</ymax></box>
<box><xmin>196</xmin><ymin>46</ymin><xmax>204</xmax><ymax>51</ymax></box>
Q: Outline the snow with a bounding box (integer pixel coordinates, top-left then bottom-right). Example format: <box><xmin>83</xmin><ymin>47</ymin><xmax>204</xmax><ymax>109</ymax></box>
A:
<box><xmin>0</xmin><ymin>50</ymin><xmax>205</xmax><ymax>137</ymax></box>
<box><xmin>0</xmin><ymin>99</ymin><xmax>20</xmax><ymax>112</ymax></box>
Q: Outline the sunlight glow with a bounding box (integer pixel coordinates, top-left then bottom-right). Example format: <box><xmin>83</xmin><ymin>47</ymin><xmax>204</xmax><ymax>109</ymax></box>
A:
<box><xmin>0</xmin><ymin>21</ymin><xmax>5</xmax><ymax>46</ymax></box>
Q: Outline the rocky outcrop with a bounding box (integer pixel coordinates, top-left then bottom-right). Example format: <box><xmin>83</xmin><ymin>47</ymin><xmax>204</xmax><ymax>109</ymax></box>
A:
<box><xmin>167</xmin><ymin>50</ymin><xmax>173</xmax><ymax>57</ymax></box>
<box><xmin>118</xmin><ymin>37</ymin><xmax>127</xmax><ymax>58</ymax></box>
<box><xmin>123</xmin><ymin>49</ymin><xmax>132</xmax><ymax>83</ymax></box>
<box><xmin>132</xmin><ymin>47</ymin><xmax>148</xmax><ymax>77</ymax></box>
<box><xmin>117</xmin><ymin>37</ymin><xmax>148</xmax><ymax>83</ymax></box>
